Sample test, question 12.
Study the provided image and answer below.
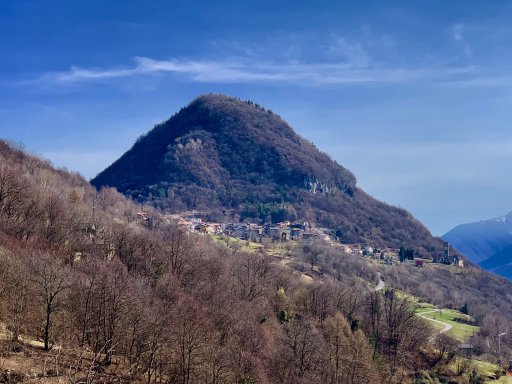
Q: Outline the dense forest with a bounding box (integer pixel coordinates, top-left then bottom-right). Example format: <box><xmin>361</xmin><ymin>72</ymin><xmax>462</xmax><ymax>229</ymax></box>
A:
<box><xmin>3</xmin><ymin>139</ymin><xmax>511</xmax><ymax>383</ymax></box>
<box><xmin>92</xmin><ymin>94</ymin><xmax>445</xmax><ymax>255</ymax></box>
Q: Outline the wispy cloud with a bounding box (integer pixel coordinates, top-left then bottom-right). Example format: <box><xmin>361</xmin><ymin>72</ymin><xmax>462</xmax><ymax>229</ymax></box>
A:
<box><xmin>26</xmin><ymin>27</ymin><xmax>498</xmax><ymax>89</ymax></box>
<box><xmin>325</xmin><ymin>37</ymin><xmax>370</xmax><ymax>67</ymax></box>
<box><xmin>452</xmin><ymin>23</ymin><xmax>472</xmax><ymax>57</ymax></box>
<box><xmin>33</xmin><ymin>56</ymin><xmax>476</xmax><ymax>88</ymax></box>
<box><xmin>440</xmin><ymin>74</ymin><xmax>512</xmax><ymax>87</ymax></box>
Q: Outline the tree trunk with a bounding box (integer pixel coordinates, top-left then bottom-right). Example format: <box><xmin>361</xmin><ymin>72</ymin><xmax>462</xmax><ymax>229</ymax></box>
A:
<box><xmin>44</xmin><ymin>303</ymin><xmax>51</xmax><ymax>351</ymax></box>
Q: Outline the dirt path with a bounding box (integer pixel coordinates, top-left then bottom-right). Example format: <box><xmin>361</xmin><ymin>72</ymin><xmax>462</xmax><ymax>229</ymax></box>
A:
<box><xmin>375</xmin><ymin>273</ymin><xmax>385</xmax><ymax>291</ymax></box>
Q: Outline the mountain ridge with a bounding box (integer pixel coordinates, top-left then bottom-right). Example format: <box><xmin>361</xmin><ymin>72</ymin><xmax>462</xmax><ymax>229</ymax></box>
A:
<box><xmin>93</xmin><ymin>94</ymin><xmax>356</xmax><ymax>196</ymax></box>
<box><xmin>443</xmin><ymin>211</ymin><xmax>512</xmax><ymax>264</ymax></box>
<box><xmin>480</xmin><ymin>243</ymin><xmax>512</xmax><ymax>278</ymax></box>
<box><xmin>92</xmin><ymin>94</ymin><xmax>445</xmax><ymax>255</ymax></box>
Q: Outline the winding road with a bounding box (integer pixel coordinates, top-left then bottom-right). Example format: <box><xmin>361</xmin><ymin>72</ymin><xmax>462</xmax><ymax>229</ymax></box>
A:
<box><xmin>417</xmin><ymin>309</ymin><xmax>453</xmax><ymax>339</ymax></box>
<box><xmin>374</xmin><ymin>276</ymin><xmax>452</xmax><ymax>339</ymax></box>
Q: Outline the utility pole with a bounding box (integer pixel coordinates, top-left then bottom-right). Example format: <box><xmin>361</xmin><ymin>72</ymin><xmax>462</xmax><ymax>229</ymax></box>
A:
<box><xmin>498</xmin><ymin>331</ymin><xmax>507</xmax><ymax>363</ymax></box>
<box><xmin>92</xmin><ymin>193</ymin><xmax>96</xmax><ymax>224</ymax></box>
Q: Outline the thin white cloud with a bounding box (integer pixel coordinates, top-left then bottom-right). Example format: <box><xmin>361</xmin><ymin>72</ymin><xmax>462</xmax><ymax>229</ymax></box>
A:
<box><xmin>452</xmin><ymin>23</ymin><xmax>472</xmax><ymax>57</ymax></box>
<box><xmin>325</xmin><ymin>37</ymin><xmax>370</xmax><ymax>67</ymax></box>
<box><xmin>440</xmin><ymin>74</ymin><xmax>512</xmax><ymax>87</ymax></box>
<box><xmin>33</xmin><ymin>56</ymin><xmax>476</xmax><ymax>88</ymax></box>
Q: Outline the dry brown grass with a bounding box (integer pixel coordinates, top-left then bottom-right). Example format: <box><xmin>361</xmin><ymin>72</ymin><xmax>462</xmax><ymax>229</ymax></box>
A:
<box><xmin>0</xmin><ymin>339</ymin><xmax>135</xmax><ymax>383</ymax></box>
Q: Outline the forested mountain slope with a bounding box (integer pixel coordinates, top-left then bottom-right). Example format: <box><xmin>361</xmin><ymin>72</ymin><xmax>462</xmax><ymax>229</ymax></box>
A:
<box><xmin>0</xmin><ymin>139</ymin><xmax>429</xmax><ymax>383</ymax></box>
<box><xmin>92</xmin><ymin>94</ymin><xmax>444</xmax><ymax>255</ymax></box>
<box><xmin>2</xmin><ymin>133</ymin><xmax>512</xmax><ymax>382</ymax></box>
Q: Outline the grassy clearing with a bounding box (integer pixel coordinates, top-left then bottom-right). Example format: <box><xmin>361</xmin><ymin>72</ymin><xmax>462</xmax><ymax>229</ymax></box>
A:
<box><xmin>473</xmin><ymin>360</ymin><xmax>501</xmax><ymax>378</ymax></box>
<box><xmin>394</xmin><ymin>291</ymin><xmax>478</xmax><ymax>341</ymax></box>
<box><xmin>395</xmin><ymin>290</ymin><xmax>438</xmax><ymax>313</ymax></box>
<box><xmin>414</xmin><ymin>312</ymin><xmax>447</xmax><ymax>335</ymax></box>
<box><xmin>471</xmin><ymin>360</ymin><xmax>512</xmax><ymax>383</ymax></box>
<box><xmin>415</xmin><ymin>305</ymin><xmax>436</xmax><ymax>313</ymax></box>
<box><xmin>266</xmin><ymin>241</ymin><xmax>299</xmax><ymax>258</ymax></box>
<box><xmin>441</xmin><ymin>358</ymin><xmax>507</xmax><ymax>382</ymax></box>
<box><xmin>210</xmin><ymin>234</ymin><xmax>264</xmax><ymax>253</ymax></box>
<box><xmin>210</xmin><ymin>234</ymin><xmax>304</xmax><ymax>257</ymax></box>
<box><xmin>419</xmin><ymin>309</ymin><xmax>479</xmax><ymax>341</ymax></box>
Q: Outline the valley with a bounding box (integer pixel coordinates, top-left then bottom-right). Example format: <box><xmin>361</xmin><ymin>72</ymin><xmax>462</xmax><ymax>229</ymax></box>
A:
<box><xmin>4</xmin><ymin>0</ymin><xmax>512</xmax><ymax>382</ymax></box>
<box><xmin>1</xmin><ymin>95</ymin><xmax>512</xmax><ymax>383</ymax></box>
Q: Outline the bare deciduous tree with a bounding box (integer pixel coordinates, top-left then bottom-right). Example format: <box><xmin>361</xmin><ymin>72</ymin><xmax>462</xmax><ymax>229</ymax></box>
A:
<box><xmin>31</xmin><ymin>252</ymin><xmax>70</xmax><ymax>351</ymax></box>
<box><xmin>233</xmin><ymin>253</ymin><xmax>271</xmax><ymax>302</ymax></box>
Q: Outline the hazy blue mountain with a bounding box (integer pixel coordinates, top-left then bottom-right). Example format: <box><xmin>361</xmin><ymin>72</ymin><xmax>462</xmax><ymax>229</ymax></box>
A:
<box><xmin>480</xmin><ymin>243</ymin><xmax>512</xmax><ymax>280</ymax></box>
<box><xmin>442</xmin><ymin>211</ymin><xmax>512</xmax><ymax>264</ymax></box>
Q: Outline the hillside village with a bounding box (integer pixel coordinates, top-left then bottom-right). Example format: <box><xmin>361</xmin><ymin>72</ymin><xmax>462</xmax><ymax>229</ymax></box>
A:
<box><xmin>162</xmin><ymin>211</ymin><xmax>465</xmax><ymax>268</ymax></box>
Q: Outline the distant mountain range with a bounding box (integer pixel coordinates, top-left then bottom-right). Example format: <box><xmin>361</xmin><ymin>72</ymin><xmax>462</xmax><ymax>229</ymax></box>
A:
<box><xmin>92</xmin><ymin>94</ymin><xmax>445</xmax><ymax>255</ymax></box>
<box><xmin>443</xmin><ymin>211</ymin><xmax>512</xmax><ymax>279</ymax></box>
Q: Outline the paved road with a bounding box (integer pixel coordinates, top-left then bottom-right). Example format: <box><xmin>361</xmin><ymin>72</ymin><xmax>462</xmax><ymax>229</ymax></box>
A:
<box><xmin>373</xmin><ymin>277</ymin><xmax>451</xmax><ymax>339</ymax></box>
<box><xmin>417</xmin><ymin>309</ymin><xmax>453</xmax><ymax>339</ymax></box>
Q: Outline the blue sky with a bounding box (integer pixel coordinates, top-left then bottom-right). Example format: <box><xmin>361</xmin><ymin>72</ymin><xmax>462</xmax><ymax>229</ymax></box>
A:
<box><xmin>2</xmin><ymin>0</ymin><xmax>512</xmax><ymax>235</ymax></box>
